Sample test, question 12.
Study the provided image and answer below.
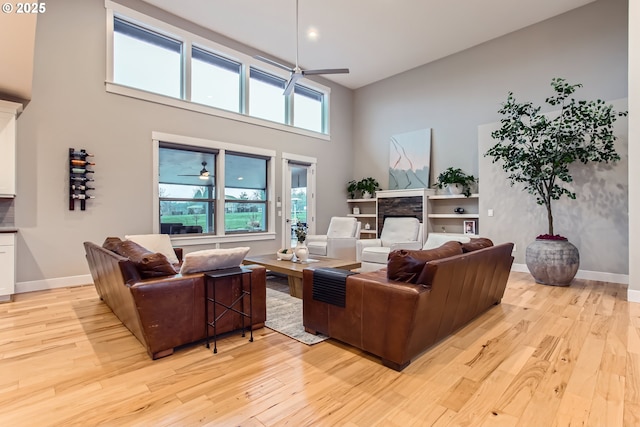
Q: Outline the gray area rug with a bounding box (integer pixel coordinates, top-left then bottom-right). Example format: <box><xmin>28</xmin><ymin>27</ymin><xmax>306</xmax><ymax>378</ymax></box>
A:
<box><xmin>266</xmin><ymin>275</ymin><xmax>328</xmax><ymax>345</ymax></box>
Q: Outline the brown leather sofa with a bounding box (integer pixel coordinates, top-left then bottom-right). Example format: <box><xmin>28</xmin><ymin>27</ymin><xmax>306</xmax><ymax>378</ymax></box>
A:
<box><xmin>303</xmin><ymin>242</ymin><xmax>514</xmax><ymax>370</ymax></box>
<box><xmin>84</xmin><ymin>241</ymin><xmax>266</xmax><ymax>359</ymax></box>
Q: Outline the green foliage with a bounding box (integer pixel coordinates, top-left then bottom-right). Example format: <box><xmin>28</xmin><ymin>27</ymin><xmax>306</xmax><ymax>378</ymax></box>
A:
<box><xmin>486</xmin><ymin>78</ymin><xmax>626</xmax><ymax>235</ymax></box>
<box><xmin>347</xmin><ymin>177</ymin><xmax>381</xmax><ymax>198</ymax></box>
<box><xmin>295</xmin><ymin>222</ymin><xmax>307</xmax><ymax>243</ymax></box>
<box><xmin>433</xmin><ymin>167</ymin><xmax>477</xmax><ymax>197</ymax></box>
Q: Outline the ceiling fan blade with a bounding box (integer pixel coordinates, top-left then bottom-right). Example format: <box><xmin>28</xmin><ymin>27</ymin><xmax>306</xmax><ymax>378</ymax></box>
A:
<box><xmin>303</xmin><ymin>68</ymin><xmax>350</xmax><ymax>76</ymax></box>
<box><xmin>283</xmin><ymin>72</ymin><xmax>303</xmax><ymax>96</ymax></box>
<box><xmin>254</xmin><ymin>55</ymin><xmax>294</xmax><ymax>73</ymax></box>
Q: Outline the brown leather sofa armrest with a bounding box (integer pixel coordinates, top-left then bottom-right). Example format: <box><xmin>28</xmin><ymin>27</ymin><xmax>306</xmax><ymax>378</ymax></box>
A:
<box><xmin>129</xmin><ymin>275</ymin><xmax>203</xmax><ymax>358</ymax></box>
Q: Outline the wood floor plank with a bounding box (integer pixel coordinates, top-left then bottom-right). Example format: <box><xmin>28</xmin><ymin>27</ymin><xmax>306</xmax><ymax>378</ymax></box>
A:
<box><xmin>0</xmin><ymin>272</ymin><xmax>639</xmax><ymax>426</ymax></box>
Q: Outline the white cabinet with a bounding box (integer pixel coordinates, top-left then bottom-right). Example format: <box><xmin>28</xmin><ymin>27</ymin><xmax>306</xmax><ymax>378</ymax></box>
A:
<box><xmin>426</xmin><ymin>194</ymin><xmax>480</xmax><ymax>235</ymax></box>
<box><xmin>347</xmin><ymin>198</ymin><xmax>377</xmax><ymax>238</ymax></box>
<box><xmin>0</xmin><ymin>233</ymin><xmax>15</xmax><ymax>301</ymax></box>
<box><xmin>0</xmin><ymin>101</ymin><xmax>22</xmax><ymax>197</ymax></box>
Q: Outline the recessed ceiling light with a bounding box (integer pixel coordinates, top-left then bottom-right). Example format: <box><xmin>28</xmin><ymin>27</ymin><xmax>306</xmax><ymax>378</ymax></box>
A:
<box><xmin>307</xmin><ymin>27</ymin><xmax>319</xmax><ymax>41</ymax></box>
<box><xmin>237</xmin><ymin>176</ymin><xmax>244</xmax><ymax>180</ymax></box>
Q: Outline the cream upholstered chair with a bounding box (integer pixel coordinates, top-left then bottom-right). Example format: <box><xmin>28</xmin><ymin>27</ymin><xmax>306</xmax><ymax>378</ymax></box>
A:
<box><xmin>422</xmin><ymin>232</ymin><xmax>471</xmax><ymax>249</ymax></box>
<box><xmin>356</xmin><ymin>217</ymin><xmax>423</xmax><ymax>272</ymax></box>
<box><xmin>306</xmin><ymin>217</ymin><xmax>361</xmax><ymax>259</ymax></box>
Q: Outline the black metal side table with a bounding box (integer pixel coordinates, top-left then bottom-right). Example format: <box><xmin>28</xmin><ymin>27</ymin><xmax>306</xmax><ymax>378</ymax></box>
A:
<box><xmin>204</xmin><ymin>266</ymin><xmax>253</xmax><ymax>354</ymax></box>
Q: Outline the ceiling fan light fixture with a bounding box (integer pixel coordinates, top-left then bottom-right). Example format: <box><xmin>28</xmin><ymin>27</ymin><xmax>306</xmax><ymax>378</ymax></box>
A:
<box><xmin>254</xmin><ymin>0</ymin><xmax>348</xmax><ymax>96</ymax></box>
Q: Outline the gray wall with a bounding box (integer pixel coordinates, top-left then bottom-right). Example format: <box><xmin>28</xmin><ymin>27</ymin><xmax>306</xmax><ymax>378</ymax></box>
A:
<box><xmin>15</xmin><ymin>0</ymin><xmax>353</xmax><ymax>284</ymax></box>
<box><xmin>353</xmin><ymin>0</ymin><xmax>628</xmax><ymax>275</ymax></box>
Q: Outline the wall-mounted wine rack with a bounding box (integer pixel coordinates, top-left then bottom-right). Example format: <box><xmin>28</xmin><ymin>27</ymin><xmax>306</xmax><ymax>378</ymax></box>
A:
<box><xmin>69</xmin><ymin>148</ymin><xmax>95</xmax><ymax>211</ymax></box>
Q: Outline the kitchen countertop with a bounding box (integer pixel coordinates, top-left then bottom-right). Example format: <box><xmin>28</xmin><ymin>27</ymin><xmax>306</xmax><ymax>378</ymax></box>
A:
<box><xmin>0</xmin><ymin>227</ymin><xmax>18</xmax><ymax>233</ymax></box>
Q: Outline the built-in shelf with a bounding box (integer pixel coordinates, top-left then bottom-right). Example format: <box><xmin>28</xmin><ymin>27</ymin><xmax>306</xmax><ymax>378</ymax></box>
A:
<box><xmin>427</xmin><ymin>193</ymin><xmax>480</xmax><ymax>235</ymax></box>
<box><xmin>429</xmin><ymin>193</ymin><xmax>479</xmax><ymax>200</ymax></box>
<box><xmin>428</xmin><ymin>214</ymin><xmax>479</xmax><ymax>219</ymax></box>
<box><xmin>347</xmin><ymin>198</ymin><xmax>377</xmax><ymax>238</ymax></box>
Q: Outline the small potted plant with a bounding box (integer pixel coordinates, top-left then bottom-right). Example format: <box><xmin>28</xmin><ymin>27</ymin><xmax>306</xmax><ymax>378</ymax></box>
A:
<box><xmin>347</xmin><ymin>180</ymin><xmax>359</xmax><ymax>199</ymax></box>
<box><xmin>357</xmin><ymin>177</ymin><xmax>381</xmax><ymax>199</ymax></box>
<box><xmin>433</xmin><ymin>167</ymin><xmax>476</xmax><ymax>197</ymax></box>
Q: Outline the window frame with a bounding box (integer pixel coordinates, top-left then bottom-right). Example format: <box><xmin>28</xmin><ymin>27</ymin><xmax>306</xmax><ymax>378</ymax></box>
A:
<box><xmin>105</xmin><ymin>0</ymin><xmax>332</xmax><ymax>140</ymax></box>
<box><xmin>152</xmin><ymin>132</ymin><xmax>276</xmax><ymax>246</ymax></box>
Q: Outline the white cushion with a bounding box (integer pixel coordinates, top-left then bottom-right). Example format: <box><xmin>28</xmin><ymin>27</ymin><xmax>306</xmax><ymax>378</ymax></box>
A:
<box><xmin>125</xmin><ymin>234</ymin><xmax>179</xmax><ymax>264</ymax></box>
<box><xmin>326</xmin><ymin>217</ymin><xmax>357</xmax><ymax>238</ymax></box>
<box><xmin>307</xmin><ymin>241</ymin><xmax>328</xmax><ymax>256</ymax></box>
<box><xmin>179</xmin><ymin>247</ymin><xmax>250</xmax><ymax>274</ymax></box>
<box><xmin>380</xmin><ymin>217</ymin><xmax>420</xmax><ymax>247</ymax></box>
<box><xmin>423</xmin><ymin>233</ymin><xmax>471</xmax><ymax>250</ymax></box>
<box><xmin>361</xmin><ymin>246</ymin><xmax>392</xmax><ymax>264</ymax></box>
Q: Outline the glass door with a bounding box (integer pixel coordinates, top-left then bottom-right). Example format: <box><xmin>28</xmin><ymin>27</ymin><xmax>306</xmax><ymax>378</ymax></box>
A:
<box><xmin>282</xmin><ymin>156</ymin><xmax>316</xmax><ymax>249</ymax></box>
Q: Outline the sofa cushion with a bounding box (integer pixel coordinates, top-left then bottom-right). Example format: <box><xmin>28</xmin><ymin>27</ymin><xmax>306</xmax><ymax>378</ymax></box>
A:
<box><xmin>387</xmin><ymin>241</ymin><xmax>463</xmax><ymax>283</ymax></box>
<box><xmin>461</xmin><ymin>238</ymin><xmax>494</xmax><ymax>253</ymax></box>
<box><xmin>102</xmin><ymin>236</ymin><xmax>123</xmax><ymax>252</ymax></box>
<box><xmin>111</xmin><ymin>240</ymin><xmax>178</xmax><ymax>279</ymax></box>
<box><xmin>125</xmin><ymin>234</ymin><xmax>179</xmax><ymax>265</ymax></box>
<box><xmin>180</xmin><ymin>247</ymin><xmax>250</xmax><ymax>274</ymax></box>
<box><xmin>422</xmin><ymin>233</ymin><xmax>470</xmax><ymax>249</ymax></box>
<box><xmin>361</xmin><ymin>246</ymin><xmax>393</xmax><ymax>264</ymax></box>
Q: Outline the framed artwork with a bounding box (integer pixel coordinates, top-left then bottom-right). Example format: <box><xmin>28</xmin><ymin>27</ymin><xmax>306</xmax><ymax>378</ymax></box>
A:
<box><xmin>389</xmin><ymin>128</ymin><xmax>431</xmax><ymax>190</ymax></box>
<box><xmin>463</xmin><ymin>220</ymin><xmax>476</xmax><ymax>235</ymax></box>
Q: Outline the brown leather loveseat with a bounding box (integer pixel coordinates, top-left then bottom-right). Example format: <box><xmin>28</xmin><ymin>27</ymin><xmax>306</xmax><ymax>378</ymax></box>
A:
<box><xmin>303</xmin><ymin>240</ymin><xmax>514</xmax><ymax>370</ymax></box>
<box><xmin>84</xmin><ymin>240</ymin><xmax>266</xmax><ymax>359</ymax></box>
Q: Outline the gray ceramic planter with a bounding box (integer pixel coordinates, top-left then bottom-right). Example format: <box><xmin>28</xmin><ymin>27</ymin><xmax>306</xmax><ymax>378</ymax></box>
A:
<box><xmin>525</xmin><ymin>239</ymin><xmax>580</xmax><ymax>286</ymax></box>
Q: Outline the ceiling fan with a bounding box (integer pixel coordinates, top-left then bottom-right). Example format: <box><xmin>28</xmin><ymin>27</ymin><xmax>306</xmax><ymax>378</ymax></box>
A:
<box><xmin>178</xmin><ymin>161</ymin><xmax>211</xmax><ymax>180</ymax></box>
<box><xmin>255</xmin><ymin>0</ymin><xmax>349</xmax><ymax>96</ymax></box>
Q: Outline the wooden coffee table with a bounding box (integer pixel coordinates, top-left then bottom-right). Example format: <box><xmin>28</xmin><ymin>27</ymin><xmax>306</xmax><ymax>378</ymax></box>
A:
<box><xmin>243</xmin><ymin>254</ymin><xmax>360</xmax><ymax>298</ymax></box>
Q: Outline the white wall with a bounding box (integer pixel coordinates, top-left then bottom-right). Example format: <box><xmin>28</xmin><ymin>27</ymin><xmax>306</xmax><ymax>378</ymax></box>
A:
<box><xmin>353</xmin><ymin>0</ymin><xmax>628</xmax><ymax>279</ymax></box>
<box><xmin>14</xmin><ymin>0</ymin><xmax>354</xmax><ymax>289</ymax></box>
<box><xmin>629</xmin><ymin>0</ymin><xmax>639</xmax><ymax>301</ymax></box>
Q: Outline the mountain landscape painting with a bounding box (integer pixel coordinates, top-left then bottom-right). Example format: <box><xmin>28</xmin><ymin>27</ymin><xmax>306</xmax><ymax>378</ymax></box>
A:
<box><xmin>389</xmin><ymin>128</ymin><xmax>431</xmax><ymax>190</ymax></box>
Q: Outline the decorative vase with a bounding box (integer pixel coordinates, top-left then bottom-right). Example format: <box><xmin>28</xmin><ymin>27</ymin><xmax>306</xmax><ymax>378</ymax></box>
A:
<box><xmin>294</xmin><ymin>242</ymin><xmax>309</xmax><ymax>262</ymax></box>
<box><xmin>525</xmin><ymin>239</ymin><xmax>580</xmax><ymax>286</ymax></box>
<box><xmin>362</xmin><ymin>191</ymin><xmax>373</xmax><ymax>199</ymax></box>
<box><xmin>446</xmin><ymin>184</ymin><xmax>463</xmax><ymax>195</ymax></box>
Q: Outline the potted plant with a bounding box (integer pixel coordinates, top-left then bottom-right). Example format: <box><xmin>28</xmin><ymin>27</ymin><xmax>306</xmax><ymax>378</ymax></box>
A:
<box><xmin>433</xmin><ymin>167</ymin><xmax>476</xmax><ymax>197</ymax></box>
<box><xmin>293</xmin><ymin>223</ymin><xmax>309</xmax><ymax>261</ymax></box>
<box><xmin>486</xmin><ymin>78</ymin><xmax>626</xmax><ymax>286</ymax></box>
<box><xmin>347</xmin><ymin>180</ymin><xmax>359</xmax><ymax>199</ymax></box>
<box><xmin>357</xmin><ymin>177</ymin><xmax>381</xmax><ymax>199</ymax></box>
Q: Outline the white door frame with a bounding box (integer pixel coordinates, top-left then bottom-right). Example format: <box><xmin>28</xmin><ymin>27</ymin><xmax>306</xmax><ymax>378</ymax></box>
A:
<box><xmin>281</xmin><ymin>153</ymin><xmax>316</xmax><ymax>249</ymax></box>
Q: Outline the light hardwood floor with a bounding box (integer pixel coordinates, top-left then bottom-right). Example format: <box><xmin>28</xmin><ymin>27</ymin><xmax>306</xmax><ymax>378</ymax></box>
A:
<box><xmin>0</xmin><ymin>272</ymin><xmax>639</xmax><ymax>426</ymax></box>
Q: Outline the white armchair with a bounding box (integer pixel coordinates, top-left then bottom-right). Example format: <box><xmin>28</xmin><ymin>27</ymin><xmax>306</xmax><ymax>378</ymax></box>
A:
<box><xmin>306</xmin><ymin>217</ymin><xmax>361</xmax><ymax>259</ymax></box>
<box><xmin>422</xmin><ymin>233</ymin><xmax>471</xmax><ymax>249</ymax></box>
<box><xmin>356</xmin><ymin>217</ymin><xmax>423</xmax><ymax>272</ymax></box>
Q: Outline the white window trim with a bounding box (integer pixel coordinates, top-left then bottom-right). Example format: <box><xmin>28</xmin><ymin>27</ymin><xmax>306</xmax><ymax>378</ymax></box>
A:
<box><xmin>152</xmin><ymin>131</ymin><xmax>277</xmax><ymax>246</ymax></box>
<box><xmin>105</xmin><ymin>0</ymin><xmax>331</xmax><ymax>141</ymax></box>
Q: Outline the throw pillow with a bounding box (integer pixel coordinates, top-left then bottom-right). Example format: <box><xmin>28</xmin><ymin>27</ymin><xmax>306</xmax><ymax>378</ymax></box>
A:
<box><xmin>125</xmin><ymin>234</ymin><xmax>179</xmax><ymax>265</ymax></box>
<box><xmin>387</xmin><ymin>241</ymin><xmax>463</xmax><ymax>283</ymax></box>
<box><xmin>180</xmin><ymin>247</ymin><xmax>250</xmax><ymax>274</ymax></box>
<box><xmin>461</xmin><ymin>238</ymin><xmax>494</xmax><ymax>253</ymax></box>
<box><xmin>102</xmin><ymin>236</ymin><xmax>122</xmax><ymax>252</ymax></box>
<box><xmin>112</xmin><ymin>240</ymin><xmax>177</xmax><ymax>279</ymax></box>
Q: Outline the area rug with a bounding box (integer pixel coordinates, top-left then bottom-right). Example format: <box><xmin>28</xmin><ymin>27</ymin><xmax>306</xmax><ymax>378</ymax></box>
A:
<box><xmin>265</xmin><ymin>275</ymin><xmax>328</xmax><ymax>345</ymax></box>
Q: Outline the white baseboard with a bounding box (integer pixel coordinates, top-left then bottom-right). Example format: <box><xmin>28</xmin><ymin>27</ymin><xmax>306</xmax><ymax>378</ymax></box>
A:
<box><xmin>16</xmin><ymin>274</ymin><xmax>93</xmax><ymax>294</ymax></box>
<box><xmin>628</xmin><ymin>289</ymin><xmax>640</xmax><ymax>303</ymax></box>
<box><xmin>511</xmin><ymin>263</ymin><xmax>629</xmax><ymax>285</ymax></box>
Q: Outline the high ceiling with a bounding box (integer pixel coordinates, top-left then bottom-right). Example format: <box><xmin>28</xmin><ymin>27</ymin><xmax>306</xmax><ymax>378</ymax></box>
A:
<box><xmin>141</xmin><ymin>0</ymin><xmax>596</xmax><ymax>90</ymax></box>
